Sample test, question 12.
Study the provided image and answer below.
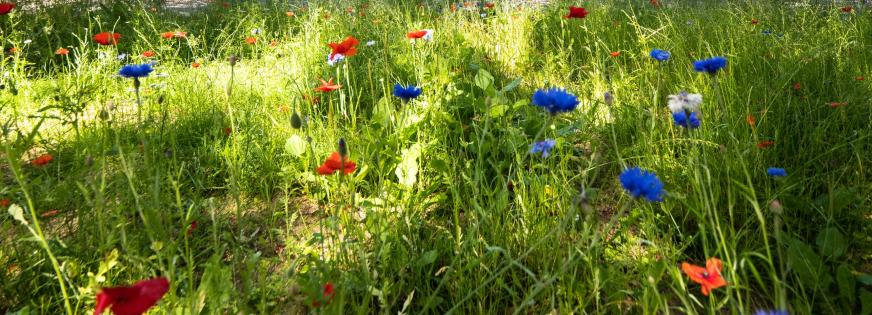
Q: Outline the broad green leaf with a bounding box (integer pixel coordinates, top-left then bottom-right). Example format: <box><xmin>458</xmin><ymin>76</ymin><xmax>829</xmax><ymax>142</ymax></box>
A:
<box><xmin>837</xmin><ymin>264</ymin><xmax>856</xmax><ymax>306</ymax></box>
<box><xmin>396</xmin><ymin>144</ymin><xmax>422</xmax><ymax>188</ymax></box>
<box><xmin>786</xmin><ymin>237</ymin><xmax>831</xmax><ymax>289</ymax></box>
<box><xmin>372</xmin><ymin>96</ymin><xmax>393</xmax><ymax>127</ymax></box>
<box><xmin>501</xmin><ymin>77</ymin><xmax>522</xmax><ymax>93</ymax></box>
<box><xmin>861</xmin><ymin>289</ymin><xmax>872</xmax><ymax>315</ymax></box>
<box><xmin>474</xmin><ymin>69</ymin><xmax>494</xmax><ymax>91</ymax></box>
<box><xmin>284</xmin><ymin>134</ymin><xmax>307</xmax><ymax>157</ymax></box>
<box><xmin>417</xmin><ymin>249</ymin><xmax>439</xmax><ymax>266</ymax></box>
<box><xmin>816</xmin><ymin>227</ymin><xmax>847</xmax><ymax>259</ymax></box>
<box><xmin>8</xmin><ymin>204</ymin><xmax>28</xmax><ymax>225</ymax></box>
<box><xmin>488</xmin><ymin>104</ymin><xmax>508</xmax><ymax>118</ymax></box>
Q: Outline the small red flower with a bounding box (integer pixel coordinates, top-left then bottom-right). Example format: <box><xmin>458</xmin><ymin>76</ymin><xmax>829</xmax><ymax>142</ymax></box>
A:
<box><xmin>223</xmin><ymin>127</ymin><xmax>232</xmax><ymax>136</ymax></box>
<box><xmin>0</xmin><ymin>2</ymin><xmax>15</xmax><ymax>15</ymax></box>
<box><xmin>856</xmin><ymin>76</ymin><xmax>865</xmax><ymax>81</ymax></box>
<box><xmin>285</xmin><ymin>11</ymin><xmax>294</xmax><ymax>17</ymax></box>
<box><xmin>161</xmin><ymin>31</ymin><xmax>187</xmax><ymax>39</ymax></box>
<box><xmin>829</xmin><ymin>102</ymin><xmax>848</xmax><ymax>108</ymax></box>
<box><xmin>609</xmin><ymin>51</ymin><xmax>620</xmax><ymax>57</ymax></box>
<box><xmin>141</xmin><ymin>50</ymin><xmax>155</xmax><ymax>58</ymax></box>
<box><xmin>245</xmin><ymin>37</ymin><xmax>257</xmax><ymax>45</ymax></box>
<box><xmin>191</xmin><ymin>62</ymin><xmax>200</xmax><ymax>68</ymax></box>
<box><xmin>303</xmin><ymin>94</ymin><xmax>320</xmax><ymax>105</ymax></box>
<box><xmin>270</xmin><ymin>40</ymin><xmax>278</xmax><ymax>47</ymax></box>
<box><xmin>756</xmin><ymin>140</ymin><xmax>775</xmax><ymax>149</ymax></box>
<box><xmin>314</xmin><ymin>78</ymin><xmax>342</xmax><ymax>93</ymax></box>
<box><xmin>312</xmin><ymin>282</ymin><xmax>337</xmax><ymax>307</ymax></box>
<box><xmin>187</xmin><ymin>220</ymin><xmax>197</xmax><ymax>236</ymax></box>
<box><xmin>8</xmin><ymin>47</ymin><xmax>17</xmax><ymax>53</ymax></box>
<box><xmin>840</xmin><ymin>6</ymin><xmax>853</xmax><ymax>13</ymax></box>
<box><xmin>649</xmin><ymin>0</ymin><xmax>660</xmax><ymax>7</ymax></box>
<box><xmin>93</xmin><ymin>32</ymin><xmax>121</xmax><ymax>46</ymax></box>
<box><xmin>55</xmin><ymin>48</ymin><xmax>69</xmax><ymax>55</ymax></box>
<box><xmin>484</xmin><ymin>2</ymin><xmax>495</xmax><ymax>9</ymax></box>
<box><xmin>565</xmin><ymin>6</ymin><xmax>589</xmax><ymax>19</ymax></box>
<box><xmin>41</xmin><ymin>210</ymin><xmax>60</xmax><ymax>218</ymax></box>
<box><xmin>682</xmin><ymin>257</ymin><xmax>727</xmax><ymax>296</ymax></box>
<box><xmin>32</xmin><ymin>154</ymin><xmax>54</xmax><ymax>166</ymax></box>
<box><xmin>317</xmin><ymin>152</ymin><xmax>356</xmax><ymax>175</ymax></box>
<box><xmin>792</xmin><ymin>82</ymin><xmax>801</xmax><ymax>91</ymax></box>
<box><xmin>94</xmin><ymin>277</ymin><xmax>169</xmax><ymax>315</ymax></box>
<box><xmin>327</xmin><ymin>36</ymin><xmax>359</xmax><ymax>60</ymax></box>
<box><xmin>751</xmin><ymin>19</ymin><xmax>759</xmax><ymax>25</ymax></box>
<box><xmin>746</xmin><ymin>114</ymin><xmax>756</xmax><ymax>127</ymax></box>
<box><xmin>0</xmin><ymin>198</ymin><xmax>10</xmax><ymax>208</ymax></box>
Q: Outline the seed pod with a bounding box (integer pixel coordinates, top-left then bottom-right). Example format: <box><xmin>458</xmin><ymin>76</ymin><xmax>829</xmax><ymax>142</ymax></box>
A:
<box><xmin>290</xmin><ymin>112</ymin><xmax>303</xmax><ymax>129</ymax></box>
<box><xmin>228</xmin><ymin>55</ymin><xmax>238</xmax><ymax>66</ymax></box>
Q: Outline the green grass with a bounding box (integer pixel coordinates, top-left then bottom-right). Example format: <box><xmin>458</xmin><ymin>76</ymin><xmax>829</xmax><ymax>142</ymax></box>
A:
<box><xmin>1</xmin><ymin>0</ymin><xmax>871</xmax><ymax>314</ymax></box>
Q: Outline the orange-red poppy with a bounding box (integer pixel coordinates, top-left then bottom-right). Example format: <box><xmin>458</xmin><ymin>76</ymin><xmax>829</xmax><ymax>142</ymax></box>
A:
<box><xmin>327</xmin><ymin>36</ymin><xmax>359</xmax><ymax>60</ymax></box>
<box><xmin>141</xmin><ymin>50</ymin><xmax>155</xmax><ymax>58</ymax></box>
<box><xmin>285</xmin><ymin>11</ymin><xmax>294</xmax><ymax>17</ymax></box>
<box><xmin>55</xmin><ymin>48</ymin><xmax>69</xmax><ymax>55</ymax></box>
<box><xmin>0</xmin><ymin>198</ymin><xmax>10</xmax><ymax>207</ymax></box>
<box><xmin>407</xmin><ymin>30</ymin><xmax>430</xmax><ymax>39</ymax></box>
<box><xmin>312</xmin><ymin>282</ymin><xmax>336</xmax><ymax>307</ymax></box>
<box><xmin>746</xmin><ymin>114</ymin><xmax>756</xmax><ymax>127</ymax></box>
<box><xmin>161</xmin><ymin>31</ymin><xmax>187</xmax><ymax>39</ymax></box>
<box><xmin>93</xmin><ymin>32</ymin><xmax>121</xmax><ymax>46</ymax></box>
<box><xmin>792</xmin><ymin>82</ymin><xmax>801</xmax><ymax>91</ymax></box>
<box><xmin>32</xmin><ymin>154</ymin><xmax>53</xmax><ymax>166</ymax></box>
<box><xmin>756</xmin><ymin>140</ymin><xmax>775</xmax><ymax>149</ymax></box>
<box><xmin>649</xmin><ymin>0</ymin><xmax>660</xmax><ymax>7</ymax></box>
<box><xmin>751</xmin><ymin>19</ymin><xmax>759</xmax><ymax>25</ymax></box>
<box><xmin>841</xmin><ymin>6</ymin><xmax>853</xmax><ymax>13</ymax></box>
<box><xmin>856</xmin><ymin>76</ymin><xmax>865</xmax><ymax>81</ymax></box>
<box><xmin>609</xmin><ymin>51</ymin><xmax>620</xmax><ymax>57</ymax></box>
<box><xmin>8</xmin><ymin>47</ymin><xmax>17</xmax><ymax>53</ymax></box>
<box><xmin>681</xmin><ymin>257</ymin><xmax>727</xmax><ymax>296</ymax></box>
<box><xmin>565</xmin><ymin>6</ymin><xmax>589</xmax><ymax>19</ymax></box>
<box><xmin>0</xmin><ymin>2</ymin><xmax>14</xmax><ymax>15</ymax></box>
<box><xmin>245</xmin><ymin>37</ymin><xmax>257</xmax><ymax>45</ymax></box>
<box><xmin>314</xmin><ymin>78</ymin><xmax>341</xmax><ymax>93</ymax></box>
<box><xmin>317</xmin><ymin>152</ymin><xmax>356</xmax><ymax>175</ymax></box>
<box><xmin>191</xmin><ymin>62</ymin><xmax>201</xmax><ymax>68</ymax></box>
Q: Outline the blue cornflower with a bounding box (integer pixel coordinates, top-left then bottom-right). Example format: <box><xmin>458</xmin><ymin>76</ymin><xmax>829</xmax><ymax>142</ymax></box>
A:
<box><xmin>672</xmin><ymin>111</ymin><xmax>701</xmax><ymax>129</ymax></box>
<box><xmin>754</xmin><ymin>310</ymin><xmax>788</xmax><ymax>315</ymax></box>
<box><xmin>532</xmin><ymin>88</ymin><xmax>579</xmax><ymax>115</ymax></box>
<box><xmin>529</xmin><ymin>139</ymin><xmax>556</xmax><ymax>158</ymax></box>
<box><xmin>118</xmin><ymin>63</ymin><xmax>153</xmax><ymax>78</ymax></box>
<box><xmin>392</xmin><ymin>84</ymin><xmax>423</xmax><ymax>102</ymax></box>
<box><xmin>762</xmin><ymin>29</ymin><xmax>773</xmax><ymax>36</ymax></box>
<box><xmin>619</xmin><ymin>167</ymin><xmax>664</xmax><ymax>202</ymax></box>
<box><xmin>693</xmin><ymin>56</ymin><xmax>727</xmax><ymax>74</ymax></box>
<box><xmin>650</xmin><ymin>49</ymin><xmax>670</xmax><ymax>62</ymax></box>
<box><xmin>767</xmin><ymin>167</ymin><xmax>787</xmax><ymax>177</ymax></box>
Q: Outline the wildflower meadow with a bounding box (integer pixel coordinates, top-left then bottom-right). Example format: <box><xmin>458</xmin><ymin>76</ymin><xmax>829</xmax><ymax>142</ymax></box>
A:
<box><xmin>1</xmin><ymin>0</ymin><xmax>871</xmax><ymax>314</ymax></box>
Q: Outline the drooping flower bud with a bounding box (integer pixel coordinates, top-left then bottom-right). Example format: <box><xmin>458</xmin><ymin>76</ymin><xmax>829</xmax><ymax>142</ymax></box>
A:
<box><xmin>290</xmin><ymin>112</ymin><xmax>303</xmax><ymax>129</ymax></box>
<box><xmin>228</xmin><ymin>55</ymin><xmax>238</xmax><ymax>66</ymax></box>
<box><xmin>337</xmin><ymin>138</ymin><xmax>347</xmax><ymax>157</ymax></box>
<box><xmin>769</xmin><ymin>199</ymin><xmax>783</xmax><ymax>215</ymax></box>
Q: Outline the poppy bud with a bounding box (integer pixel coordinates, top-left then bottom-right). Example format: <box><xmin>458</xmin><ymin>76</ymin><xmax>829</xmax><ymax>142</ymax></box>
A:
<box><xmin>228</xmin><ymin>55</ymin><xmax>238</xmax><ymax>66</ymax></box>
<box><xmin>290</xmin><ymin>112</ymin><xmax>303</xmax><ymax>129</ymax></box>
<box><xmin>337</xmin><ymin>138</ymin><xmax>347</xmax><ymax>157</ymax></box>
<box><xmin>769</xmin><ymin>200</ymin><xmax>783</xmax><ymax>215</ymax></box>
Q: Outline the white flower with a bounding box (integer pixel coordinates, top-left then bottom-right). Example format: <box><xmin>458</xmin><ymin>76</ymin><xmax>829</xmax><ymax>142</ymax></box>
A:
<box><xmin>251</xmin><ymin>28</ymin><xmax>262</xmax><ymax>35</ymax></box>
<box><xmin>366</xmin><ymin>40</ymin><xmax>376</xmax><ymax>46</ymax></box>
<box><xmin>327</xmin><ymin>53</ymin><xmax>345</xmax><ymax>66</ymax></box>
<box><xmin>481</xmin><ymin>13</ymin><xmax>487</xmax><ymax>18</ymax></box>
<box><xmin>117</xmin><ymin>53</ymin><xmax>128</xmax><ymax>60</ymax></box>
<box><xmin>667</xmin><ymin>92</ymin><xmax>702</xmax><ymax>113</ymax></box>
<box><xmin>422</xmin><ymin>29</ymin><xmax>434</xmax><ymax>41</ymax></box>
<box><xmin>23</xmin><ymin>40</ymin><xmax>32</xmax><ymax>45</ymax></box>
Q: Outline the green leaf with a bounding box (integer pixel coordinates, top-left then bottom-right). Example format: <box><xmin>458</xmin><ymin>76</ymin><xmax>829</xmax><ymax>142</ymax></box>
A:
<box><xmin>786</xmin><ymin>237</ymin><xmax>831</xmax><ymax>289</ymax></box>
<box><xmin>474</xmin><ymin>69</ymin><xmax>494</xmax><ymax>91</ymax></box>
<box><xmin>417</xmin><ymin>249</ymin><xmax>439</xmax><ymax>266</ymax></box>
<box><xmin>837</xmin><ymin>265</ymin><xmax>857</xmax><ymax>306</ymax></box>
<box><xmin>858</xmin><ymin>273</ymin><xmax>872</xmax><ymax>285</ymax></box>
<box><xmin>372</xmin><ymin>96</ymin><xmax>393</xmax><ymax>127</ymax></box>
<box><xmin>861</xmin><ymin>289</ymin><xmax>872</xmax><ymax>315</ymax></box>
<box><xmin>284</xmin><ymin>134</ymin><xmax>307</xmax><ymax>157</ymax></box>
<box><xmin>396</xmin><ymin>143</ymin><xmax>422</xmax><ymax>188</ymax></box>
<box><xmin>816</xmin><ymin>227</ymin><xmax>848</xmax><ymax>259</ymax></box>
<box><xmin>488</xmin><ymin>104</ymin><xmax>508</xmax><ymax>118</ymax></box>
<box><xmin>500</xmin><ymin>77</ymin><xmax>522</xmax><ymax>93</ymax></box>
<box><xmin>8</xmin><ymin>204</ymin><xmax>28</xmax><ymax>225</ymax></box>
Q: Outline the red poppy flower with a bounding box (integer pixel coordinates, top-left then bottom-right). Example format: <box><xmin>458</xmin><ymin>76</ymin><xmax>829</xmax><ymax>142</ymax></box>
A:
<box><xmin>450</xmin><ymin>3</ymin><xmax>457</xmax><ymax>12</ymax></box>
<box><xmin>191</xmin><ymin>62</ymin><xmax>200</xmax><ymax>68</ymax></box>
<box><xmin>41</xmin><ymin>210</ymin><xmax>60</xmax><ymax>218</ymax></box>
<box><xmin>756</xmin><ymin>140</ymin><xmax>775</xmax><ymax>149</ymax></box>
<box><xmin>565</xmin><ymin>6</ymin><xmax>589</xmax><ymax>19</ymax></box>
<box><xmin>161</xmin><ymin>31</ymin><xmax>187</xmax><ymax>39</ymax></box>
<box><xmin>312</xmin><ymin>282</ymin><xmax>337</xmax><ymax>307</ymax></box>
<box><xmin>94</xmin><ymin>277</ymin><xmax>169</xmax><ymax>315</ymax></box>
<box><xmin>792</xmin><ymin>82</ymin><xmax>801</xmax><ymax>91</ymax></box>
<box><xmin>841</xmin><ymin>6</ymin><xmax>853</xmax><ymax>13</ymax></box>
<box><xmin>649</xmin><ymin>0</ymin><xmax>660</xmax><ymax>7</ymax></box>
<box><xmin>270</xmin><ymin>40</ymin><xmax>278</xmax><ymax>47</ymax></box>
<box><xmin>327</xmin><ymin>36</ymin><xmax>359</xmax><ymax>60</ymax></box>
<box><xmin>8</xmin><ymin>47</ymin><xmax>17</xmax><ymax>53</ymax></box>
<box><xmin>484</xmin><ymin>2</ymin><xmax>495</xmax><ymax>9</ymax></box>
<box><xmin>856</xmin><ymin>76</ymin><xmax>865</xmax><ymax>81</ymax></box>
<box><xmin>0</xmin><ymin>2</ymin><xmax>14</xmax><ymax>15</ymax></box>
<box><xmin>317</xmin><ymin>152</ymin><xmax>356</xmax><ymax>175</ymax></box>
<box><xmin>93</xmin><ymin>32</ymin><xmax>121</xmax><ymax>46</ymax></box>
<box><xmin>609</xmin><ymin>51</ymin><xmax>620</xmax><ymax>57</ymax></box>
<box><xmin>751</xmin><ymin>19</ymin><xmax>759</xmax><ymax>25</ymax></box>
<box><xmin>285</xmin><ymin>11</ymin><xmax>294</xmax><ymax>17</ymax></box>
<box><xmin>32</xmin><ymin>154</ymin><xmax>53</xmax><ymax>166</ymax></box>
<box><xmin>407</xmin><ymin>29</ymin><xmax>434</xmax><ymax>41</ymax></box>
<box><xmin>223</xmin><ymin>127</ymin><xmax>232</xmax><ymax>136</ymax></box>
<box><xmin>746</xmin><ymin>114</ymin><xmax>756</xmax><ymax>127</ymax></box>
<box><xmin>829</xmin><ymin>102</ymin><xmax>848</xmax><ymax>108</ymax></box>
<box><xmin>0</xmin><ymin>198</ymin><xmax>10</xmax><ymax>208</ymax></box>
<box><xmin>187</xmin><ymin>221</ymin><xmax>197</xmax><ymax>236</ymax></box>
<box><xmin>141</xmin><ymin>50</ymin><xmax>155</xmax><ymax>58</ymax></box>
<box><xmin>56</xmin><ymin>48</ymin><xmax>69</xmax><ymax>55</ymax></box>
<box><xmin>245</xmin><ymin>37</ymin><xmax>257</xmax><ymax>45</ymax></box>
<box><xmin>314</xmin><ymin>78</ymin><xmax>341</xmax><ymax>93</ymax></box>
<box><xmin>681</xmin><ymin>257</ymin><xmax>727</xmax><ymax>296</ymax></box>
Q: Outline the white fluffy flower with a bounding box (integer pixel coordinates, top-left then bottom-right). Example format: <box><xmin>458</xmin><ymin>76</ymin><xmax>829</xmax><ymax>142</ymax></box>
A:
<box><xmin>23</xmin><ymin>39</ymin><xmax>32</xmax><ymax>45</ymax></box>
<box><xmin>366</xmin><ymin>40</ymin><xmax>376</xmax><ymax>46</ymax></box>
<box><xmin>422</xmin><ymin>29</ymin><xmax>434</xmax><ymax>41</ymax></box>
<box><xmin>251</xmin><ymin>28</ymin><xmax>262</xmax><ymax>35</ymax></box>
<box><xmin>667</xmin><ymin>92</ymin><xmax>702</xmax><ymax>113</ymax></box>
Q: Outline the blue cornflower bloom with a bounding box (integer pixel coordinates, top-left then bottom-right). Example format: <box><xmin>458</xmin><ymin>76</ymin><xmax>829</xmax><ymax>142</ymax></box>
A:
<box><xmin>532</xmin><ymin>88</ymin><xmax>579</xmax><ymax>115</ymax></box>
<box><xmin>672</xmin><ymin>111</ymin><xmax>701</xmax><ymax>129</ymax></box>
<box><xmin>693</xmin><ymin>56</ymin><xmax>727</xmax><ymax>74</ymax></box>
<box><xmin>762</xmin><ymin>29</ymin><xmax>773</xmax><ymax>36</ymax></box>
<box><xmin>754</xmin><ymin>310</ymin><xmax>788</xmax><ymax>315</ymax></box>
<box><xmin>767</xmin><ymin>167</ymin><xmax>787</xmax><ymax>177</ymax></box>
<box><xmin>529</xmin><ymin>139</ymin><xmax>556</xmax><ymax>158</ymax></box>
<box><xmin>619</xmin><ymin>167</ymin><xmax>664</xmax><ymax>202</ymax></box>
<box><xmin>392</xmin><ymin>84</ymin><xmax>423</xmax><ymax>102</ymax></box>
<box><xmin>650</xmin><ymin>49</ymin><xmax>670</xmax><ymax>62</ymax></box>
<box><xmin>118</xmin><ymin>63</ymin><xmax>153</xmax><ymax>78</ymax></box>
